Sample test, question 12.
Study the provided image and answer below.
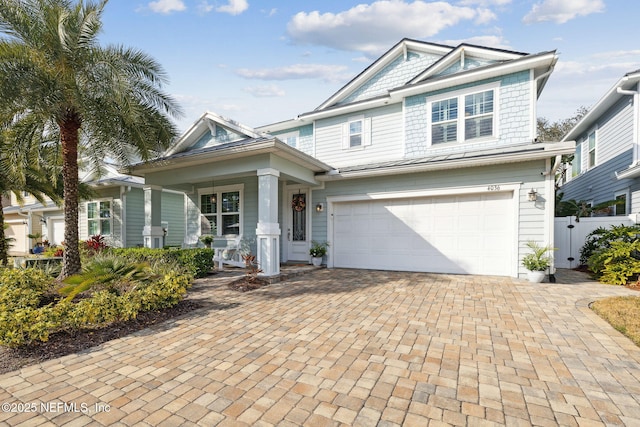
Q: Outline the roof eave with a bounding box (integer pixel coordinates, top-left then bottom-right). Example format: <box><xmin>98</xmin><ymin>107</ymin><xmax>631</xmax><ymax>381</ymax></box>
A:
<box><xmin>317</xmin><ymin>141</ymin><xmax>575</xmax><ymax>181</ymax></box>
<box><xmin>563</xmin><ymin>72</ymin><xmax>640</xmax><ymax>142</ymax></box>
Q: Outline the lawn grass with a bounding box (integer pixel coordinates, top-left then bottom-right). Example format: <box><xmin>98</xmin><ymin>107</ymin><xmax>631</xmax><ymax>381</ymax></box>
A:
<box><xmin>591</xmin><ymin>296</ymin><xmax>640</xmax><ymax>347</ymax></box>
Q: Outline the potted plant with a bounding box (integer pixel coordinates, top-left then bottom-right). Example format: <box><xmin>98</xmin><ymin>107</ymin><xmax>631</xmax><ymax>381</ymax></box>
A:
<box><xmin>522</xmin><ymin>241</ymin><xmax>554</xmax><ymax>283</ymax></box>
<box><xmin>309</xmin><ymin>241</ymin><xmax>329</xmax><ymax>266</ymax></box>
<box><xmin>199</xmin><ymin>234</ymin><xmax>214</xmax><ymax>248</ymax></box>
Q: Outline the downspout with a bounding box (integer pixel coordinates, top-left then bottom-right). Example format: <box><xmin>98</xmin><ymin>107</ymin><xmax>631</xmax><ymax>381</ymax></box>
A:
<box><xmin>543</xmin><ymin>154</ymin><xmax>563</xmax><ymax>282</ymax></box>
<box><xmin>617</xmin><ymin>84</ymin><xmax>639</xmax><ymax>164</ymax></box>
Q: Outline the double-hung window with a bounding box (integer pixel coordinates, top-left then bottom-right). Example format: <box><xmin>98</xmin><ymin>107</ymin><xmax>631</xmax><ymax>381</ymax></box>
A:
<box><xmin>200</xmin><ymin>185</ymin><xmax>242</xmax><ymax>236</ymax></box>
<box><xmin>572</xmin><ymin>143</ymin><xmax>582</xmax><ymax>177</ymax></box>
<box><xmin>428</xmin><ymin>84</ymin><xmax>497</xmax><ymax>146</ymax></box>
<box><xmin>614</xmin><ymin>192</ymin><xmax>628</xmax><ymax>216</ymax></box>
<box><xmin>587</xmin><ymin>130</ymin><xmax>596</xmax><ymax>168</ymax></box>
<box><xmin>87</xmin><ymin>200</ymin><xmax>112</xmax><ymax>236</ymax></box>
<box><xmin>278</xmin><ymin>131</ymin><xmax>299</xmax><ymax>149</ymax></box>
<box><xmin>342</xmin><ymin>115</ymin><xmax>371</xmax><ymax>149</ymax></box>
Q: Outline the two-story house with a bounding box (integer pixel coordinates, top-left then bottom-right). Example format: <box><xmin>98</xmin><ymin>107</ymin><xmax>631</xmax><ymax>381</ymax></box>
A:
<box><xmin>130</xmin><ymin>38</ymin><xmax>574</xmax><ymax>278</ymax></box>
<box><xmin>558</xmin><ymin>70</ymin><xmax>640</xmax><ymax>219</ymax></box>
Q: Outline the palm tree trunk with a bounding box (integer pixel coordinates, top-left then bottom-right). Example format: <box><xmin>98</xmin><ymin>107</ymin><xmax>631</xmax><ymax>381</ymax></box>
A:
<box><xmin>59</xmin><ymin>115</ymin><xmax>82</xmax><ymax>279</ymax></box>
<box><xmin>0</xmin><ymin>192</ymin><xmax>7</xmax><ymax>266</ymax></box>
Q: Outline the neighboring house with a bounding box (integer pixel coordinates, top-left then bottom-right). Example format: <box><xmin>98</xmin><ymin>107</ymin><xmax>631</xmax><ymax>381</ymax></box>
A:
<box><xmin>558</xmin><ymin>70</ymin><xmax>640</xmax><ymax>220</ymax></box>
<box><xmin>130</xmin><ymin>38</ymin><xmax>573</xmax><ymax>278</ymax></box>
<box><xmin>3</xmin><ymin>163</ymin><xmax>186</xmax><ymax>255</ymax></box>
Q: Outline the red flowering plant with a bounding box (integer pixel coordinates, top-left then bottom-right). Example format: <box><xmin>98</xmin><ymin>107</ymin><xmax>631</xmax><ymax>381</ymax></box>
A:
<box><xmin>83</xmin><ymin>235</ymin><xmax>108</xmax><ymax>256</ymax></box>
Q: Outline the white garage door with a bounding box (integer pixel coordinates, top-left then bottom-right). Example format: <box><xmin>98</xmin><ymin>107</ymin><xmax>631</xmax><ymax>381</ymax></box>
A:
<box><xmin>332</xmin><ymin>192</ymin><xmax>515</xmax><ymax>276</ymax></box>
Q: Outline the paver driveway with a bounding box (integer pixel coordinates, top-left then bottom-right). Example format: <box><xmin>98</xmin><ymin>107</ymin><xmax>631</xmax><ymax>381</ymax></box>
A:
<box><xmin>1</xmin><ymin>269</ymin><xmax>639</xmax><ymax>426</ymax></box>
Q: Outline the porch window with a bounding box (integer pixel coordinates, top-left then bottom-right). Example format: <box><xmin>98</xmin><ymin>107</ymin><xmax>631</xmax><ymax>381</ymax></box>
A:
<box><xmin>87</xmin><ymin>200</ymin><xmax>112</xmax><ymax>236</ymax></box>
<box><xmin>200</xmin><ymin>187</ymin><xmax>242</xmax><ymax>236</ymax></box>
<box><xmin>428</xmin><ymin>84</ymin><xmax>497</xmax><ymax>146</ymax></box>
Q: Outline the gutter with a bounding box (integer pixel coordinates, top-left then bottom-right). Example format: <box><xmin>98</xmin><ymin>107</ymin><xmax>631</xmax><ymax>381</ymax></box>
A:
<box><xmin>317</xmin><ymin>141</ymin><xmax>575</xmax><ymax>181</ymax></box>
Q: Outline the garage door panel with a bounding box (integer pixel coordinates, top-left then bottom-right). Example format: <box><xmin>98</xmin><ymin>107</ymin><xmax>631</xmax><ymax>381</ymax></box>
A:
<box><xmin>332</xmin><ymin>192</ymin><xmax>514</xmax><ymax>276</ymax></box>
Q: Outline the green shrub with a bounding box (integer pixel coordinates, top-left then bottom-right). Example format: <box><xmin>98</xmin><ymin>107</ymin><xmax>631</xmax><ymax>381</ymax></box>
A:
<box><xmin>588</xmin><ymin>239</ymin><xmax>640</xmax><ymax>286</ymax></box>
<box><xmin>581</xmin><ymin>224</ymin><xmax>640</xmax><ymax>265</ymax></box>
<box><xmin>0</xmin><ymin>259</ymin><xmax>193</xmax><ymax>348</ymax></box>
<box><xmin>108</xmin><ymin>247</ymin><xmax>214</xmax><ymax>278</ymax></box>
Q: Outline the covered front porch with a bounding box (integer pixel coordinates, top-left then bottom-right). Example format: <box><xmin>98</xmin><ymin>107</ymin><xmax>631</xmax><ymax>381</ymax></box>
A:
<box><xmin>129</xmin><ymin>137</ymin><xmax>332</xmax><ymax>276</ymax></box>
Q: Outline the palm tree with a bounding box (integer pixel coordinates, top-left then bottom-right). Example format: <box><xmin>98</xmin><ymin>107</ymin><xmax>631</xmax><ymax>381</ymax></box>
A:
<box><xmin>0</xmin><ymin>0</ymin><xmax>181</xmax><ymax>277</ymax></box>
<box><xmin>0</xmin><ymin>118</ymin><xmax>63</xmax><ymax>265</ymax></box>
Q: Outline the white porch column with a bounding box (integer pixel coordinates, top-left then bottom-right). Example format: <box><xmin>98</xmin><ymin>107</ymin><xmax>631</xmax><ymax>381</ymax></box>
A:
<box><xmin>256</xmin><ymin>168</ymin><xmax>281</xmax><ymax>276</ymax></box>
<box><xmin>143</xmin><ymin>185</ymin><xmax>164</xmax><ymax>248</ymax></box>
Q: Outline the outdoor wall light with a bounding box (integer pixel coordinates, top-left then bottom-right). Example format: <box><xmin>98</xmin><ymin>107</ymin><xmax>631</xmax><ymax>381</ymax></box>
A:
<box><xmin>315</xmin><ymin>203</ymin><xmax>324</xmax><ymax>212</ymax></box>
<box><xmin>528</xmin><ymin>189</ymin><xmax>538</xmax><ymax>202</ymax></box>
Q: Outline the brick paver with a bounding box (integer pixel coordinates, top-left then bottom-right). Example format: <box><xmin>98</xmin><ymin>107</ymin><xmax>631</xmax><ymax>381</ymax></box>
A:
<box><xmin>1</xmin><ymin>268</ymin><xmax>639</xmax><ymax>425</ymax></box>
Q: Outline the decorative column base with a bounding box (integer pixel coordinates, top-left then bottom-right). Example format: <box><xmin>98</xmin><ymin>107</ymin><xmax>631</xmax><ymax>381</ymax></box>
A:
<box><xmin>142</xmin><ymin>226</ymin><xmax>165</xmax><ymax>249</ymax></box>
<box><xmin>256</xmin><ymin>222</ymin><xmax>280</xmax><ymax>277</ymax></box>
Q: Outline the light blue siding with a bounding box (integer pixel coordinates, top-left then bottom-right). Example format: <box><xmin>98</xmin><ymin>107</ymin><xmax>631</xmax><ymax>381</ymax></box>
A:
<box><xmin>272</xmin><ymin>124</ymin><xmax>314</xmax><ymax>157</ymax></box>
<box><xmin>339</xmin><ymin>51</ymin><xmax>441</xmax><ymax>105</ymax></box>
<box><xmin>125</xmin><ymin>188</ymin><xmax>145</xmax><ymax>247</ymax></box>
<box><xmin>405</xmin><ymin>71</ymin><xmax>531</xmax><ymax>158</ymax></box>
<box><xmin>161</xmin><ymin>192</ymin><xmax>186</xmax><ymax>247</ymax></box>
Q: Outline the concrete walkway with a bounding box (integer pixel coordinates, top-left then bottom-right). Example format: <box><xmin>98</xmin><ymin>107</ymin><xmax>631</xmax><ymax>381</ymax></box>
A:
<box><xmin>1</xmin><ymin>268</ymin><xmax>639</xmax><ymax>426</ymax></box>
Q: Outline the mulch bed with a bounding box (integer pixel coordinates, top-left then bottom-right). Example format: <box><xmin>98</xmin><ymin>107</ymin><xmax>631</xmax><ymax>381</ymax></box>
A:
<box><xmin>0</xmin><ymin>300</ymin><xmax>201</xmax><ymax>375</ymax></box>
<box><xmin>0</xmin><ymin>275</ymin><xmax>274</xmax><ymax>375</ymax></box>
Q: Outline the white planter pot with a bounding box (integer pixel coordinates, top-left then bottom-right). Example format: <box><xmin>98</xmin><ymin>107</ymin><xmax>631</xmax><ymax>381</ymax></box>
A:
<box><xmin>311</xmin><ymin>257</ymin><xmax>323</xmax><ymax>266</ymax></box>
<box><xmin>527</xmin><ymin>270</ymin><xmax>546</xmax><ymax>283</ymax></box>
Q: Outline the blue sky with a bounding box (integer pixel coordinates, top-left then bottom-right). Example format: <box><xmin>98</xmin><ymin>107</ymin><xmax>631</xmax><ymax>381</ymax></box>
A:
<box><xmin>100</xmin><ymin>0</ymin><xmax>640</xmax><ymax>133</ymax></box>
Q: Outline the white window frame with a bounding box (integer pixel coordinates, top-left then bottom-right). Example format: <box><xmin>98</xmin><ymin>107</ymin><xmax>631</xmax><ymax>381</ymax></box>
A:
<box><xmin>427</xmin><ymin>82</ymin><xmax>499</xmax><ymax>147</ymax></box>
<box><xmin>86</xmin><ymin>199</ymin><xmax>113</xmax><ymax>236</ymax></box>
<box><xmin>572</xmin><ymin>141</ymin><xmax>583</xmax><ymax>177</ymax></box>
<box><xmin>587</xmin><ymin>129</ymin><xmax>597</xmax><ymax>168</ymax></box>
<box><xmin>197</xmin><ymin>184</ymin><xmax>244</xmax><ymax>237</ymax></box>
<box><xmin>614</xmin><ymin>190</ymin><xmax>628</xmax><ymax>216</ymax></box>
<box><xmin>278</xmin><ymin>130</ymin><xmax>299</xmax><ymax>149</ymax></box>
<box><xmin>341</xmin><ymin>115</ymin><xmax>371</xmax><ymax>150</ymax></box>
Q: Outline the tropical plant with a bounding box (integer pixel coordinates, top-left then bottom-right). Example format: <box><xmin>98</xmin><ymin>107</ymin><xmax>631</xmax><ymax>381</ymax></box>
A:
<box><xmin>580</xmin><ymin>224</ymin><xmax>640</xmax><ymax>265</ymax></box>
<box><xmin>199</xmin><ymin>234</ymin><xmax>214</xmax><ymax>248</ymax></box>
<box><xmin>555</xmin><ymin>192</ymin><xmax>626</xmax><ymax>221</ymax></box>
<box><xmin>309</xmin><ymin>241</ymin><xmax>329</xmax><ymax>258</ymax></box>
<box><xmin>522</xmin><ymin>241</ymin><xmax>554</xmax><ymax>272</ymax></box>
<box><xmin>0</xmin><ymin>0</ymin><xmax>182</xmax><ymax>278</ymax></box>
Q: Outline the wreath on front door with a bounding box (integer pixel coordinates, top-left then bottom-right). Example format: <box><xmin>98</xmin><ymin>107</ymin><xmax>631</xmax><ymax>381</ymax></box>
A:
<box><xmin>291</xmin><ymin>194</ymin><xmax>306</xmax><ymax>212</ymax></box>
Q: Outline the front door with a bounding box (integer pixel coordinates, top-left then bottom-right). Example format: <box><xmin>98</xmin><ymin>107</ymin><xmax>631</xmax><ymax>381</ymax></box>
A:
<box><xmin>287</xmin><ymin>190</ymin><xmax>309</xmax><ymax>261</ymax></box>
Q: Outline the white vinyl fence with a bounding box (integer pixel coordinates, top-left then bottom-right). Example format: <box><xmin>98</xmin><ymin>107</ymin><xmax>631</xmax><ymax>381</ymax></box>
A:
<box><xmin>554</xmin><ymin>216</ymin><xmax>636</xmax><ymax>269</ymax></box>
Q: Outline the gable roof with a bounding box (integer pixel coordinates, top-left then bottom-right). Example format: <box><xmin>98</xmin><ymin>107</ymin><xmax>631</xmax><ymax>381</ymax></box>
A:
<box><xmin>316</xmin><ymin>38</ymin><xmax>534</xmax><ymax>111</ymax></box>
<box><xmin>165</xmin><ymin>111</ymin><xmax>265</xmax><ymax>157</ymax></box>
<box><xmin>258</xmin><ymin>39</ymin><xmax>557</xmax><ymax>133</ymax></box>
<box><xmin>562</xmin><ymin>69</ymin><xmax>640</xmax><ymax>142</ymax></box>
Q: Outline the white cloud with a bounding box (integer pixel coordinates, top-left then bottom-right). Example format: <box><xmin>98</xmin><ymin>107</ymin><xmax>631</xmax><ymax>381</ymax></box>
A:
<box><xmin>147</xmin><ymin>0</ymin><xmax>186</xmax><ymax>14</ymax></box>
<box><xmin>523</xmin><ymin>0</ymin><xmax>604</xmax><ymax>24</ymax></box>
<box><xmin>286</xmin><ymin>1</ymin><xmax>479</xmax><ymax>56</ymax></box>
<box><xmin>458</xmin><ymin>0</ymin><xmax>511</xmax><ymax>5</ymax></box>
<box><xmin>197</xmin><ymin>1</ymin><xmax>214</xmax><ymax>14</ymax></box>
<box><xmin>235</xmin><ymin>64</ymin><xmax>351</xmax><ymax>83</ymax></box>
<box><xmin>244</xmin><ymin>84</ymin><xmax>286</xmax><ymax>98</ymax></box>
<box><xmin>474</xmin><ymin>8</ymin><xmax>497</xmax><ymax>24</ymax></box>
<box><xmin>216</xmin><ymin>0</ymin><xmax>249</xmax><ymax>15</ymax></box>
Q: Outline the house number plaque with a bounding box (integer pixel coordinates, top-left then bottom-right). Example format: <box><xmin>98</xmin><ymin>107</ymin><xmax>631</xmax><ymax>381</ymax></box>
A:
<box><xmin>487</xmin><ymin>185</ymin><xmax>501</xmax><ymax>191</ymax></box>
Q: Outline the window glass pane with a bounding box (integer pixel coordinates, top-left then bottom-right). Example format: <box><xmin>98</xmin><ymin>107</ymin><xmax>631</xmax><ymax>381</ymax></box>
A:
<box><xmin>99</xmin><ymin>201</ymin><xmax>111</xmax><ymax>218</ymax></box>
<box><xmin>432</xmin><ymin>122</ymin><xmax>457</xmax><ymax>144</ymax></box>
<box><xmin>200</xmin><ymin>194</ymin><xmax>216</xmax><ymax>214</ymax></box>
<box><xmin>615</xmin><ymin>194</ymin><xmax>626</xmax><ymax>216</ymax></box>
<box><xmin>222</xmin><ymin>214</ymin><xmax>240</xmax><ymax>235</ymax></box>
<box><xmin>349</xmin><ymin>120</ymin><xmax>362</xmax><ymax>147</ymax></box>
<box><xmin>465</xmin><ymin>116</ymin><xmax>493</xmax><ymax>140</ymax></box>
<box><xmin>221</xmin><ymin>192</ymin><xmax>240</xmax><ymax>213</ymax></box>
<box><xmin>465</xmin><ymin>91</ymin><xmax>493</xmax><ymax>116</ymax></box>
<box><xmin>588</xmin><ymin>132</ymin><xmax>596</xmax><ymax>150</ymax></box>
<box><xmin>572</xmin><ymin>146</ymin><xmax>582</xmax><ymax>176</ymax></box>
<box><xmin>291</xmin><ymin>193</ymin><xmax>306</xmax><ymax>241</ymax></box>
<box><xmin>87</xmin><ymin>203</ymin><xmax>97</xmax><ymax>219</ymax></box>
<box><xmin>201</xmin><ymin>215</ymin><xmax>216</xmax><ymax>235</ymax></box>
<box><xmin>349</xmin><ymin>121</ymin><xmax>362</xmax><ymax>134</ymax></box>
<box><xmin>101</xmin><ymin>219</ymin><xmax>111</xmax><ymax>235</ymax></box>
<box><xmin>350</xmin><ymin>134</ymin><xmax>362</xmax><ymax>147</ymax></box>
<box><xmin>432</xmin><ymin>98</ymin><xmax>457</xmax><ymax>122</ymax></box>
<box><xmin>88</xmin><ymin>220</ymin><xmax>98</xmax><ymax>236</ymax></box>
